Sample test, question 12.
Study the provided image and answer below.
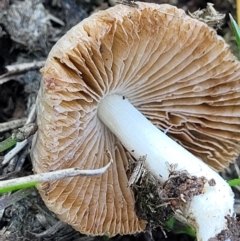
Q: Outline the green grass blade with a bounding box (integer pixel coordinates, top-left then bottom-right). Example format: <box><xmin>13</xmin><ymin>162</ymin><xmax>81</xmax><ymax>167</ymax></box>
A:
<box><xmin>0</xmin><ymin>136</ymin><xmax>17</xmax><ymax>152</ymax></box>
<box><xmin>227</xmin><ymin>178</ymin><xmax>240</xmax><ymax>187</ymax></box>
<box><xmin>229</xmin><ymin>14</ymin><xmax>240</xmax><ymax>50</ymax></box>
<box><xmin>0</xmin><ymin>181</ymin><xmax>40</xmax><ymax>194</ymax></box>
<box><xmin>165</xmin><ymin>217</ymin><xmax>196</xmax><ymax>237</ymax></box>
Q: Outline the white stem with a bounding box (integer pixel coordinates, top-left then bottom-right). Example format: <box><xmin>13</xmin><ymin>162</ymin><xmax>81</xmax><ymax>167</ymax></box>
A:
<box><xmin>98</xmin><ymin>94</ymin><xmax>234</xmax><ymax>241</ymax></box>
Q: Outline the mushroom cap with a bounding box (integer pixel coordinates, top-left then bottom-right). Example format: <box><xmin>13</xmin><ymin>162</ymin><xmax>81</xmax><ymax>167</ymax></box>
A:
<box><xmin>31</xmin><ymin>2</ymin><xmax>240</xmax><ymax>236</ymax></box>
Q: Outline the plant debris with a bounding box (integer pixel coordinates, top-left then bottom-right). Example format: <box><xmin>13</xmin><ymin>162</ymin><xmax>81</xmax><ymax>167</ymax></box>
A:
<box><xmin>0</xmin><ymin>0</ymin><xmax>54</xmax><ymax>52</ymax></box>
<box><xmin>0</xmin><ymin>191</ymin><xmax>83</xmax><ymax>241</ymax></box>
<box><xmin>188</xmin><ymin>3</ymin><xmax>225</xmax><ymax>30</ymax></box>
<box><xmin>129</xmin><ymin>161</ymin><xmax>208</xmax><ymax>232</ymax></box>
<box><xmin>115</xmin><ymin>0</ymin><xmax>138</xmax><ymax>7</ymax></box>
<box><xmin>13</xmin><ymin>123</ymin><xmax>38</xmax><ymax>142</ymax></box>
<box><xmin>208</xmin><ymin>215</ymin><xmax>240</xmax><ymax>241</ymax></box>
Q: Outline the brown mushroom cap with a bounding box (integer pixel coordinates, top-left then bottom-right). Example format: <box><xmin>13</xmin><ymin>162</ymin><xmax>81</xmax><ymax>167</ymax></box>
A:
<box><xmin>31</xmin><ymin>2</ymin><xmax>240</xmax><ymax>236</ymax></box>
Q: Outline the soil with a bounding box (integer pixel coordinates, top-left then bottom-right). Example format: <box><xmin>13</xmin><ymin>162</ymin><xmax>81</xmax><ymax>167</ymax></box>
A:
<box><xmin>0</xmin><ymin>0</ymin><xmax>240</xmax><ymax>241</ymax></box>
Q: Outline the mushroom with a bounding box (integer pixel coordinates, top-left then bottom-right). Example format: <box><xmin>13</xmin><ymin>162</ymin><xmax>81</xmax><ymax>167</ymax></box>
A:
<box><xmin>31</xmin><ymin>2</ymin><xmax>240</xmax><ymax>241</ymax></box>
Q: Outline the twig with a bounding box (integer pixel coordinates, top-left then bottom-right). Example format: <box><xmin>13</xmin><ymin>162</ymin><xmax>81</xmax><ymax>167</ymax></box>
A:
<box><xmin>27</xmin><ymin>221</ymin><xmax>67</xmax><ymax>238</ymax></box>
<box><xmin>0</xmin><ymin>61</ymin><xmax>45</xmax><ymax>85</ymax></box>
<box><xmin>1</xmin><ymin>122</ymin><xmax>37</xmax><ymax>163</ymax></box>
<box><xmin>0</xmin><ymin>118</ymin><xmax>27</xmax><ymax>133</ymax></box>
<box><xmin>2</xmin><ymin>140</ymin><xmax>28</xmax><ymax>165</ymax></box>
<box><xmin>45</xmin><ymin>13</ymin><xmax>65</xmax><ymax>26</ymax></box>
<box><xmin>0</xmin><ymin>154</ymin><xmax>113</xmax><ymax>194</ymax></box>
<box><xmin>15</xmin><ymin>144</ymin><xmax>30</xmax><ymax>171</ymax></box>
<box><xmin>6</xmin><ymin>155</ymin><xmax>18</xmax><ymax>173</ymax></box>
<box><xmin>2</xmin><ymin>104</ymin><xmax>36</xmax><ymax>165</ymax></box>
<box><xmin>26</xmin><ymin>103</ymin><xmax>37</xmax><ymax>124</ymax></box>
<box><xmin>0</xmin><ymin>188</ymin><xmax>34</xmax><ymax>210</ymax></box>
